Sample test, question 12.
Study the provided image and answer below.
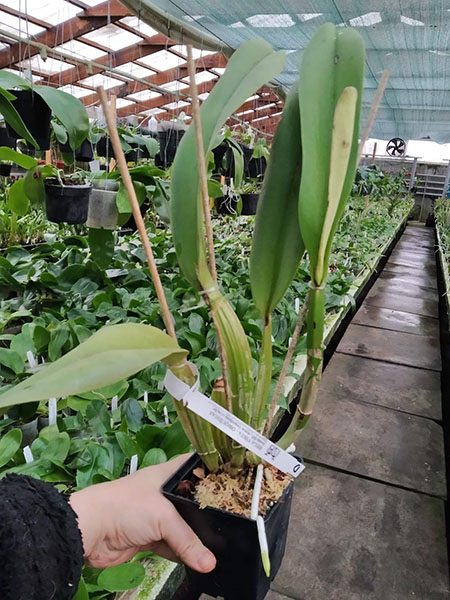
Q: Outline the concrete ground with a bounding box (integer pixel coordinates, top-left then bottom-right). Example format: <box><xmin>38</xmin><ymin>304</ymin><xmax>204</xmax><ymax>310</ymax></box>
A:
<box><xmin>202</xmin><ymin>224</ymin><xmax>448</xmax><ymax>600</ymax></box>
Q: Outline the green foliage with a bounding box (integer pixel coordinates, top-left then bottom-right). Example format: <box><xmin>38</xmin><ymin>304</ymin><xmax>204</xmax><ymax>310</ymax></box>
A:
<box><xmin>171</xmin><ymin>39</ymin><xmax>286</xmax><ymax>287</ymax></box>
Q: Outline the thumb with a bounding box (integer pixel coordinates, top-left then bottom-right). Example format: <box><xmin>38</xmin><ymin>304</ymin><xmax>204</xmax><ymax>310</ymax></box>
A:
<box><xmin>160</xmin><ymin>501</ymin><xmax>216</xmax><ymax>573</ymax></box>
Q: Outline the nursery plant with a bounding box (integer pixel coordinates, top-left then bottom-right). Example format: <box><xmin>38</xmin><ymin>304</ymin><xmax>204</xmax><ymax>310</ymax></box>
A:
<box><xmin>0</xmin><ymin>70</ymin><xmax>89</xmax><ymax>151</ymax></box>
<box><xmin>0</xmin><ymin>23</ymin><xmax>365</xmax><ymax>599</ymax></box>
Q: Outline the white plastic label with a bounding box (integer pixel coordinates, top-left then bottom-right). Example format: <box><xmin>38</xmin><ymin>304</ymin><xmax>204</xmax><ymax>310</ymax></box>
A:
<box><xmin>164</xmin><ymin>368</ymin><xmax>305</xmax><ymax>478</ymax></box>
<box><xmin>48</xmin><ymin>397</ymin><xmax>57</xmax><ymax>426</ymax></box>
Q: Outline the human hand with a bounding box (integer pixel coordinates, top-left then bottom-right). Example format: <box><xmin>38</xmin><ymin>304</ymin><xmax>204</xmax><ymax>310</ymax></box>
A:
<box><xmin>69</xmin><ymin>454</ymin><xmax>216</xmax><ymax>573</ymax></box>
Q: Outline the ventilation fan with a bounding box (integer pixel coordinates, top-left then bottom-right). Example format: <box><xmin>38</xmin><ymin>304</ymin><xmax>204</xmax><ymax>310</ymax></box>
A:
<box><xmin>386</xmin><ymin>138</ymin><xmax>406</xmax><ymax>157</ymax></box>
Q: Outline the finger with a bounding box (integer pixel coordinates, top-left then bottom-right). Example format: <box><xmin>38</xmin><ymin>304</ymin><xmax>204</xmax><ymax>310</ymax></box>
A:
<box><xmin>130</xmin><ymin>454</ymin><xmax>192</xmax><ymax>489</ymax></box>
<box><xmin>139</xmin><ymin>541</ymin><xmax>179</xmax><ymax>563</ymax></box>
<box><xmin>160</xmin><ymin>502</ymin><xmax>216</xmax><ymax>573</ymax></box>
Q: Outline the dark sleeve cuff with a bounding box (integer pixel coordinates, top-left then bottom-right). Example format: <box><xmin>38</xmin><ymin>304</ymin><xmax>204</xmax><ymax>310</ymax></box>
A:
<box><xmin>0</xmin><ymin>474</ymin><xmax>84</xmax><ymax>600</ymax></box>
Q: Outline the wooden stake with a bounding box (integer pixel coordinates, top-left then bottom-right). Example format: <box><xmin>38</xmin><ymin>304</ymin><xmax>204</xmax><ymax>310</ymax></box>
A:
<box><xmin>358</xmin><ymin>70</ymin><xmax>389</xmax><ymax>161</ymax></box>
<box><xmin>96</xmin><ymin>85</ymin><xmax>177</xmax><ymax>340</ymax></box>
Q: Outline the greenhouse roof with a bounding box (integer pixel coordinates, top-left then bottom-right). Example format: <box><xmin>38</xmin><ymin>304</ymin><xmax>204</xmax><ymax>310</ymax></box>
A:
<box><xmin>0</xmin><ymin>1</ymin><xmax>449</xmax><ymax>141</ymax></box>
<box><xmin>119</xmin><ymin>0</ymin><xmax>450</xmax><ymax>142</ymax></box>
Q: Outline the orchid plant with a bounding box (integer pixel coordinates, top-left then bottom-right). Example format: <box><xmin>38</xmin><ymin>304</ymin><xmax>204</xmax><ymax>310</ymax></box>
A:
<box><xmin>0</xmin><ymin>24</ymin><xmax>365</xmax><ymax>474</ymax></box>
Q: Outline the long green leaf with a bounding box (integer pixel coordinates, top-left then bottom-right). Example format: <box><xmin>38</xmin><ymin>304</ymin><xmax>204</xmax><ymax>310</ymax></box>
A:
<box><xmin>88</xmin><ymin>228</ymin><xmax>115</xmax><ymax>269</ymax></box>
<box><xmin>171</xmin><ymin>39</ymin><xmax>285</xmax><ymax>287</ymax></box>
<box><xmin>0</xmin><ymin>90</ymin><xmax>38</xmax><ymax>148</ymax></box>
<box><xmin>34</xmin><ymin>86</ymin><xmax>89</xmax><ymax>150</ymax></box>
<box><xmin>0</xmin><ymin>70</ymin><xmax>31</xmax><ymax>91</ymax></box>
<box><xmin>7</xmin><ymin>178</ymin><xmax>29</xmax><ymax>216</ymax></box>
<box><xmin>250</xmin><ymin>85</ymin><xmax>305</xmax><ymax>318</ymax></box>
<box><xmin>0</xmin><ymin>324</ymin><xmax>187</xmax><ymax>408</ymax></box>
<box><xmin>0</xmin><ymin>429</ymin><xmax>22</xmax><ymax>468</ymax></box>
<box><xmin>298</xmin><ymin>24</ymin><xmax>365</xmax><ymax>284</ymax></box>
<box><xmin>0</xmin><ymin>146</ymin><xmax>37</xmax><ymax>169</ymax></box>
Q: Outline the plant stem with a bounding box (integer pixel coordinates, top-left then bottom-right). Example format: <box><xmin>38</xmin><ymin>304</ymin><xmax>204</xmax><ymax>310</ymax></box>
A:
<box><xmin>276</xmin><ymin>286</ymin><xmax>325</xmax><ymax>449</ymax></box>
<box><xmin>263</xmin><ymin>292</ymin><xmax>309</xmax><ymax>437</ymax></box>
<box><xmin>186</xmin><ymin>50</ymin><xmax>233</xmax><ymax>422</ymax></box>
<box><xmin>186</xmin><ymin>45</ymin><xmax>217</xmax><ymax>283</ymax></box>
<box><xmin>251</xmin><ymin>317</ymin><xmax>273</xmax><ymax>431</ymax></box>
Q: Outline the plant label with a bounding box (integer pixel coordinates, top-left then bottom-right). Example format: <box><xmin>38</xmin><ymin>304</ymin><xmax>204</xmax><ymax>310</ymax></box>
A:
<box><xmin>164</xmin><ymin>368</ymin><xmax>305</xmax><ymax>478</ymax></box>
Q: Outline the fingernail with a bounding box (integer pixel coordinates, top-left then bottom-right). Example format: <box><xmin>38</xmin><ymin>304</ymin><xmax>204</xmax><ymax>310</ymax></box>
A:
<box><xmin>197</xmin><ymin>550</ymin><xmax>215</xmax><ymax>572</ymax></box>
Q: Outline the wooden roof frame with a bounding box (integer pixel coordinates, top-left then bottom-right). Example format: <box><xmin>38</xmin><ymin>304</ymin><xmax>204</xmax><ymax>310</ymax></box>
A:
<box><xmin>0</xmin><ymin>0</ymin><xmax>283</xmax><ymax>135</ymax></box>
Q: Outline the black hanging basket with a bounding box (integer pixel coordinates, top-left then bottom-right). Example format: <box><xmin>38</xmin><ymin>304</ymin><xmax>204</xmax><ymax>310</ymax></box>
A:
<box><xmin>0</xmin><ymin>163</ymin><xmax>12</xmax><ymax>176</ymax></box>
<box><xmin>162</xmin><ymin>454</ymin><xmax>295</xmax><ymax>600</ymax></box>
<box><xmin>0</xmin><ymin>127</ymin><xmax>17</xmax><ymax>149</ymax></box>
<box><xmin>60</xmin><ymin>139</ymin><xmax>94</xmax><ymax>162</ymax></box>
<box><xmin>155</xmin><ymin>130</ymin><xmax>185</xmax><ymax>168</ymax></box>
<box><xmin>44</xmin><ymin>181</ymin><xmax>92</xmax><ymax>224</ymax></box>
<box><xmin>6</xmin><ymin>89</ymin><xmax>51</xmax><ymax>150</ymax></box>
<box><xmin>96</xmin><ymin>137</ymin><xmax>115</xmax><ymax>159</ymax></box>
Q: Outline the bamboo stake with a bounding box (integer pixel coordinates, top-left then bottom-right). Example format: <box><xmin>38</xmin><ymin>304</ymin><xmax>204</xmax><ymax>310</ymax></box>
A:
<box><xmin>186</xmin><ymin>45</ymin><xmax>233</xmax><ymax>414</ymax></box>
<box><xmin>96</xmin><ymin>85</ymin><xmax>176</xmax><ymax>340</ymax></box>
<box><xmin>263</xmin><ymin>293</ymin><xmax>309</xmax><ymax>436</ymax></box>
<box><xmin>358</xmin><ymin>70</ymin><xmax>390</xmax><ymax>160</ymax></box>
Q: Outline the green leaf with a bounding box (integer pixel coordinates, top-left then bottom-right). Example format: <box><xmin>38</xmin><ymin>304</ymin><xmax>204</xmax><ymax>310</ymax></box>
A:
<box><xmin>0</xmin><ymin>429</ymin><xmax>22</xmax><ymax>468</ymax></box>
<box><xmin>41</xmin><ymin>432</ymin><xmax>71</xmax><ymax>463</ymax></box>
<box><xmin>298</xmin><ymin>24</ymin><xmax>365</xmax><ymax>284</ymax></box>
<box><xmin>0</xmin><ymin>323</ymin><xmax>187</xmax><ymax>408</ymax></box>
<box><xmin>227</xmin><ymin>138</ymin><xmax>244</xmax><ymax>188</ymax></box>
<box><xmin>250</xmin><ymin>86</ymin><xmax>305</xmax><ymax>318</ymax></box>
<box><xmin>171</xmin><ymin>39</ymin><xmax>286</xmax><ymax>287</ymax></box>
<box><xmin>23</xmin><ymin>166</ymin><xmax>45</xmax><ymax>204</ymax></box>
<box><xmin>0</xmin><ymin>90</ymin><xmax>38</xmax><ymax>148</ymax></box>
<box><xmin>116</xmin><ymin>180</ymin><xmax>146</xmax><ymax>214</ymax></box>
<box><xmin>115</xmin><ymin>432</ymin><xmax>138</xmax><ymax>459</ymax></box>
<box><xmin>7</xmin><ymin>178</ymin><xmax>29</xmax><ymax>216</ymax></box>
<box><xmin>51</xmin><ymin>119</ymin><xmax>68</xmax><ymax>144</ymax></box>
<box><xmin>141</xmin><ymin>447</ymin><xmax>167</xmax><ymax>467</ymax></box>
<box><xmin>34</xmin><ymin>86</ymin><xmax>89</xmax><ymax>150</ymax></box>
<box><xmin>48</xmin><ymin>324</ymin><xmax>70</xmax><ymax>362</ymax></box>
<box><xmin>97</xmin><ymin>562</ymin><xmax>145</xmax><ymax>592</ymax></box>
<box><xmin>88</xmin><ymin>228</ymin><xmax>115</xmax><ymax>269</ymax></box>
<box><xmin>0</xmin><ymin>348</ymin><xmax>24</xmax><ymax>375</ymax></box>
<box><xmin>207</xmin><ymin>178</ymin><xmax>223</xmax><ymax>199</ymax></box>
<box><xmin>73</xmin><ymin>577</ymin><xmax>89</xmax><ymax>600</ymax></box>
<box><xmin>160</xmin><ymin>420</ymin><xmax>191</xmax><ymax>458</ymax></box>
<box><xmin>152</xmin><ymin>178</ymin><xmax>170</xmax><ymax>226</ymax></box>
<box><xmin>0</xmin><ymin>70</ymin><xmax>31</xmax><ymax>90</ymax></box>
<box><xmin>0</xmin><ymin>147</ymin><xmax>37</xmax><ymax>169</ymax></box>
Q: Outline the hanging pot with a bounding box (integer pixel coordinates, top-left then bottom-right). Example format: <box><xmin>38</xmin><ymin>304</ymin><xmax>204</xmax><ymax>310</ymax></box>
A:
<box><xmin>162</xmin><ymin>453</ymin><xmax>296</xmax><ymax>600</ymax></box>
<box><xmin>96</xmin><ymin>137</ymin><xmax>115</xmax><ymax>159</ymax></box>
<box><xmin>60</xmin><ymin>139</ymin><xmax>94</xmax><ymax>162</ymax></box>
<box><xmin>87</xmin><ymin>179</ymin><xmax>119</xmax><ymax>230</ymax></box>
<box><xmin>0</xmin><ymin>127</ymin><xmax>16</xmax><ymax>149</ymax></box>
<box><xmin>248</xmin><ymin>156</ymin><xmax>267</xmax><ymax>178</ymax></box>
<box><xmin>44</xmin><ymin>180</ymin><xmax>92</xmax><ymax>224</ymax></box>
<box><xmin>241</xmin><ymin>193</ymin><xmax>260</xmax><ymax>215</ymax></box>
<box><xmin>6</xmin><ymin>89</ymin><xmax>51</xmax><ymax>150</ymax></box>
<box><xmin>155</xmin><ymin>130</ymin><xmax>185</xmax><ymax>168</ymax></box>
<box><xmin>0</xmin><ymin>163</ymin><xmax>12</xmax><ymax>176</ymax></box>
<box><xmin>215</xmin><ymin>195</ymin><xmax>239</xmax><ymax>215</ymax></box>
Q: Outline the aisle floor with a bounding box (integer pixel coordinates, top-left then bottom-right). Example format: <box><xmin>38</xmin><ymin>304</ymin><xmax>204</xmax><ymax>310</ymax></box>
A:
<box><xmin>201</xmin><ymin>224</ymin><xmax>448</xmax><ymax>600</ymax></box>
<box><xmin>268</xmin><ymin>224</ymin><xmax>448</xmax><ymax>600</ymax></box>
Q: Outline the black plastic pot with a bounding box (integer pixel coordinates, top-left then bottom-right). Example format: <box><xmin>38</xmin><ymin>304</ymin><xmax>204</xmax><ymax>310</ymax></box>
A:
<box><xmin>0</xmin><ymin>163</ymin><xmax>12</xmax><ymax>176</ymax></box>
<box><xmin>215</xmin><ymin>196</ymin><xmax>238</xmax><ymax>215</ymax></box>
<box><xmin>0</xmin><ymin>127</ymin><xmax>16</xmax><ymax>148</ymax></box>
<box><xmin>155</xmin><ymin>130</ymin><xmax>185</xmax><ymax>168</ymax></box>
<box><xmin>6</xmin><ymin>89</ymin><xmax>51</xmax><ymax>150</ymax></box>
<box><xmin>44</xmin><ymin>181</ymin><xmax>92</xmax><ymax>224</ymax></box>
<box><xmin>60</xmin><ymin>139</ymin><xmax>94</xmax><ymax>162</ymax></box>
<box><xmin>248</xmin><ymin>156</ymin><xmax>267</xmax><ymax>178</ymax></box>
<box><xmin>96</xmin><ymin>137</ymin><xmax>115</xmax><ymax>159</ymax></box>
<box><xmin>241</xmin><ymin>193</ymin><xmax>259</xmax><ymax>215</ymax></box>
<box><xmin>212</xmin><ymin>142</ymin><xmax>227</xmax><ymax>173</ymax></box>
<box><xmin>162</xmin><ymin>454</ymin><xmax>295</xmax><ymax>600</ymax></box>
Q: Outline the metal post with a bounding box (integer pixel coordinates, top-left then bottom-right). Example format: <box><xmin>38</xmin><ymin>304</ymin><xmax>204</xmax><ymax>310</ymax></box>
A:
<box><xmin>408</xmin><ymin>157</ymin><xmax>418</xmax><ymax>191</ymax></box>
<box><xmin>443</xmin><ymin>160</ymin><xmax>450</xmax><ymax>197</ymax></box>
